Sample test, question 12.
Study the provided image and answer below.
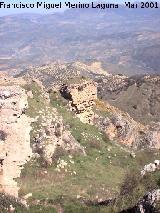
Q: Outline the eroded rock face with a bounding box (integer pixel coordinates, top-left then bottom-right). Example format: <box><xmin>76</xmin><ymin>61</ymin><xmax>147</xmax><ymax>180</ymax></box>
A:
<box><xmin>0</xmin><ymin>85</ymin><xmax>32</xmax><ymax>197</ymax></box>
<box><xmin>60</xmin><ymin>80</ymin><xmax>97</xmax><ymax>124</ymax></box>
<box><xmin>95</xmin><ymin>101</ymin><xmax>160</xmax><ymax>149</ymax></box>
<box><xmin>144</xmin><ymin>123</ymin><xmax>160</xmax><ymax>149</ymax></box>
<box><xmin>33</xmin><ymin>109</ymin><xmax>85</xmax><ymax>165</ymax></box>
<box><xmin>60</xmin><ymin>79</ymin><xmax>160</xmax><ymax>149</ymax></box>
<box><xmin>95</xmin><ymin>112</ymin><xmax>141</xmax><ymax>148</ymax></box>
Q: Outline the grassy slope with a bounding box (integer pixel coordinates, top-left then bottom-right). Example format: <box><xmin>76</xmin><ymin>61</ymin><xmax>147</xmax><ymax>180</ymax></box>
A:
<box><xmin>17</xmin><ymin>82</ymin><xmax>160</xmax><ymax>212</ymax></box>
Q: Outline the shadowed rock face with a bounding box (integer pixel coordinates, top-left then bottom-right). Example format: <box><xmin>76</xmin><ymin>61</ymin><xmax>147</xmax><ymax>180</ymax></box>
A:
<box><xmin>0</xmin><ymin>85</ymin><xmax>32</xmax><ymax>197</ymax></box>
<box><xmin>136</xmin><ymin>189</ymin><xmax>160</xmax><ymax>213</ymax></box>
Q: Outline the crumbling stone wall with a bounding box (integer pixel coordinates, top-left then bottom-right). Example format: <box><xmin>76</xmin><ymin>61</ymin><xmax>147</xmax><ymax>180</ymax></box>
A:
<box><xmin>60</xmin><ymin>80</ymin><xmax>97</xmax><ymax>124</ymax></box>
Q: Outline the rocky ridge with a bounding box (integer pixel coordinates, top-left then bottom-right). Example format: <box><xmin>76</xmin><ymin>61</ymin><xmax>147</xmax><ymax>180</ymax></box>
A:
<box><xmin>2</xmin><ymin>72</ymin><xmax>158</xmax><ymax>155</ymax></box>
<box><xmin>18</xmin><ymin>61</ymin><xmax>160</xmax><ymax>125</ymax></box>
<box><xmin>17</xmin><ymin>61</ymin><xmax>109</xmax><ymax>89</ymax></box>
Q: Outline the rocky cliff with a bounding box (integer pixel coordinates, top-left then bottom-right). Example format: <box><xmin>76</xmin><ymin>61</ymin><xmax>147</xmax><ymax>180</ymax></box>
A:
<box><xmin>0</xmin><ymin>79</ymin><xmax>32</xmax><ymax>197</ymax></box>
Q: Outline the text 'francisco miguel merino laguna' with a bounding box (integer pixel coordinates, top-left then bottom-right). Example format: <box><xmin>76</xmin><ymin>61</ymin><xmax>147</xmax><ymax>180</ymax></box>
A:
<box><xmin>0</xmin><ymin>2</ymin><xmax>119</xmax><ymax>9</ymax></box>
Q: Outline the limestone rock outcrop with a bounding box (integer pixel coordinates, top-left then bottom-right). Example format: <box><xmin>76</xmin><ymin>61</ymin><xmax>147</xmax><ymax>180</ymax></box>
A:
<box><xmin>141</xmin><ymin>160</ymin><xmax>160</xmax><ymax>176</ymax></box>
<box><xmin>136</xmin><ymin>189</ymin><xmax>160</xmax><ymax>212</ymax></box>
<box><xmin>123</xmin><ymin>189</ymin><xmax>160</xmax><ymax>212</ymax></box>
<box><xmin>59</xmin><ymin>78</ymin><xmax>160</xmax><ymax>149</ymax></box>
<box><xmin>95</xmin><ymin>101</ymin><xmax>160</xmax><ymax>149</ymax></box>
<box><xmin>33</xmin><ymin>111</ymin><xmax>85</xmax><ymax>165</ymax></box>
<box><xmin>95</xmin><ymin>111</ymin><xmax>141</xmax><ymax>148</ymax></box>
<box><xmin>0</xmin><ymin>84</ymin><xmax>32</xmax><ymax>197</ymax></box>
<box><xmin>60</xmin><ymin>79</ymin><xmax>97</xmax><ymax>124</ymax></box>
<box><xmin>144</xmin><ymin>123</ymin><xmax>160</xmax><ymax>149</ymax></box>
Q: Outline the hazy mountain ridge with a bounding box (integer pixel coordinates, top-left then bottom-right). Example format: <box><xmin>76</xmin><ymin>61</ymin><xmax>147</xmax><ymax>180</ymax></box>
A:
<box><xmin>0</xmin><ymin>6</ymin><xmax>160</xmax><ymax>75</ymax></box>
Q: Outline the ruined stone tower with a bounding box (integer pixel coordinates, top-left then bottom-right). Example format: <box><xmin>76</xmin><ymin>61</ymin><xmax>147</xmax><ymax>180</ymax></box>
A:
<box><xmin>60</xmin><ymin>79</ymin><xmax>97</xmax><ymax>124</ymax></box>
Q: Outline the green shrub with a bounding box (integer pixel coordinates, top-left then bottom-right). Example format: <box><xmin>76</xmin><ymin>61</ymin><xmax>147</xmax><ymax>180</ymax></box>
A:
<box><xmin>52</xmin><ymin>147</ymin><xmax>67</xmax><ymax>163</ymax></box>
<box><xmin>87</xmin><ymin>139</ymin><xmax>102</xmax><ymax>150</ymax></box>
<box><xmin>0</xmin><ymin>193</ymin><xmax>26</xmax><ymax>212</ymax></box>
<box><xmin>111</xmin><ymin>171</ymin><xmax>159</xmax><ymax>212</ymax></box>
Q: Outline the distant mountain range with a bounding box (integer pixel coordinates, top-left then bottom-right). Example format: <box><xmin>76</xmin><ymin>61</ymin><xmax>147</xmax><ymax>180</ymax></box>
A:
<box><xmin>0</xmin><ymin>6</ymin><xmax>160</xmax><ymax>75</ymax></box>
